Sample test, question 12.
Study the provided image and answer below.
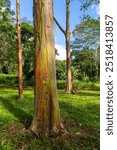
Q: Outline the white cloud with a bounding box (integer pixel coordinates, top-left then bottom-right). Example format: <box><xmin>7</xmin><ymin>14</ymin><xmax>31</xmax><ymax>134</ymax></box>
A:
<box><xmin>55</xmin><ymin>44</ymin><xmax>66</xmax><ymax>61</ymax></box>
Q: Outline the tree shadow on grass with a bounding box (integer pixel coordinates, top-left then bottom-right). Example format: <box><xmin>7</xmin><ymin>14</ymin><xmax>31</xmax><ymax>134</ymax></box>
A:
<box><xmin>59</xmin><ymin>100</ymin><xmax>100</xmax><ymax>149</ymax></box>
<box><xmin>59</xmin><ymin>100</ymin><xmax>100</xmax><ymax>129</ymax></box>
<box><xmin>59</xmin><ymin>91</ymin><xmax>100</xmax><ymax>97</ymax></box>
<box><xmin>0</xmin><ymin>89</ymin><xmax>18</xmax><ymax>95</ymax></box>
<box><xmin>0</xmin><ymin>90</ymin><xmax>100</xmax><ymax>149</ymax></box>
<box><xmin>0</xmin><ymin>96</ymin><xmax>33</xmax><ymax>128</ymax></box>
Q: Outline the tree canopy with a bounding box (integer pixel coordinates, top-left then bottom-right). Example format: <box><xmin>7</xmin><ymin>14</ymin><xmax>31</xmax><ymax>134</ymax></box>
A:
<box><xmin>71</xmin><ymin>18</ymin><xmax>100</xmax><ymax>51</ymax></box>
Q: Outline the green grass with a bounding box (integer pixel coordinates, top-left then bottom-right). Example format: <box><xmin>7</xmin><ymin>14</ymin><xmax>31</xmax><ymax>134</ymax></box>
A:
<box><xmin>0</xmin><ymin>87</ymin><xmax>100</xmax><ymax>150</ymax></box>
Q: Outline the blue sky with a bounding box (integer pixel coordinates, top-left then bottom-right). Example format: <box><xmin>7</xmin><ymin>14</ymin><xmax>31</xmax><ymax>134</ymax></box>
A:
<box><xmin>10</xmin><ymin>0</ymin><xmax>99</xmax><ymax>60</ymax></box>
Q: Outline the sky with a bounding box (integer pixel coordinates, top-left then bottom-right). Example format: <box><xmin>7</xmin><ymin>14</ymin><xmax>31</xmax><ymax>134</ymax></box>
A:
<box><xmin>10</xmin><ymin>0</ymin><xmax>99</xmax><ymax>60</ymax></box>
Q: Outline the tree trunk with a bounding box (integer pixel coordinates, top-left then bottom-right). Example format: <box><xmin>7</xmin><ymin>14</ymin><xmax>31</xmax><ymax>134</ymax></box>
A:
<box><xmin>31</xmin><ymin>0</ymin><xmax>62</xmax><ymax>135</ymax></box>
<box><xmin>66</xmin><ymin>0</ymin><xmax>72</xmax><ymax>93</ymax></box>
<box><xmin>16</xmin><ymin>0</ymin><xmax>23</xmax><ymax>99</ymax></box>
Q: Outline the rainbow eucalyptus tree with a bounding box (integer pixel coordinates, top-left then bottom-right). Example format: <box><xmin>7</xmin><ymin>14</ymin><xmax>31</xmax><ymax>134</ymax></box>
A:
<box><xmin>31</xmin><ymin>0</ymin><xmax>62</xmax><ymax>135</ymax></box>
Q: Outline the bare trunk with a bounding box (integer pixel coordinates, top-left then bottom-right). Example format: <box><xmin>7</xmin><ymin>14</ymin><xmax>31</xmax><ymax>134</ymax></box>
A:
<box><xmin>66</xmin><ymin>0</ymin><xmax>72</xmax><ymax>93</ymax></box>
<box><xmin>31</xmin><ymin>0</ymin><xmax>62</xmax><ymax>135</ymax></box>
<box><xmin>16</xmin><ymin>0</ymin><xmax>23</xmax><ymax>99</ymax></box>
<box><xmin>53</xmin><ymin>1</ymin><xmax>72</xmax><ymax>93</ymax></box>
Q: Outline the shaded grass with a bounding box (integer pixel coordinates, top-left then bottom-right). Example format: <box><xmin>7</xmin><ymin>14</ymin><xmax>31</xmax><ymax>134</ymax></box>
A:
<box><xmin>0</xmin><ymin>87</ymin><xmax>100</xmax><ymax>150</ymax></box>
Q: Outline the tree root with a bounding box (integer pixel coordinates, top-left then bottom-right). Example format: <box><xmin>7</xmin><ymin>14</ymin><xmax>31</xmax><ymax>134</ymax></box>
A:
<box><xmin>29</xmin><ymin>122</ymin><xmax>68</xmax><ymax>137</ymax></box>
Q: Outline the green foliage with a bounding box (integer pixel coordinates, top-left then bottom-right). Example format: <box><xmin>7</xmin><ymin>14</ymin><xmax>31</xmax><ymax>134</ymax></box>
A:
<box><xmin>0</xmin><ymin>0</ymin><xmax>100</xmax><ymax>84</ymax></box>
<box><xmin>56</xmin><ymin>60</ymin><xmax>66</xmax><ymax>80</ymax></box>
<box><xmin>0</xmin><ymin>74</ymin><xmax>100</xmax><ymax>90</ymax></box>
<box><xmin>72</xmin><ymin>19</ymin><xmax>100</xmax><ymax>50</ymax></box>
<box><xmin>57</xmin><ymin>80</ymin><xmax>66</xmax><ymax>89</ymax></box>
<box><xmin>57</xmin><ymin>80</ymin><xmax>100</xmax><ymax>90</ymax></box>
<box><xmin>0</xmin><ymin>88</ymin><xmax>99</xmax><ymax>149</ymax></box>
<box><xmin>0</xmin><ymin>0</ymin><xmax>15</xmax><ymax>22</ymax></box>
<box><xmin>71</xmin><ymin>49</ymin><xmax>100</xmax><ymax>81</ymax></box>
<box><xmin>21</xmin><ymin>22</ymin><xmax>34</xmax><ymax>81</ymax></box>
<box><xmin>0</xmin><ymin>1</ymin><xmax>34</xmax><ymax>76</ymax></box>
<box><xmin>0</xmin><ymin>0</ymin><xmax>17</xmax><ymax>74</ymax></box>
<box><xmin>0</xmin><ymin>27</ymin><xmax>17</xmax><ymax>74</ymax></box>
<box><xmin>0</xmin><ymin>18</ymin><xmax>34</xmax><ymax>76</ymax></box>
<box><xmin>72</xmin><ymin>80</ymin><xmax>100</xmax><ymax>90</ymax></box>
<box><xmin>21</xmin><ymin>22</ymin><xmax>34</xmax><ymax>43</ymax></box>
<box><xmin>71</xmin><ymin>19</ymin><xmax>100</xmax><ymax>81</ymax></box>
<box><xmin>0</xmin><ymin>74</ymin><xmax>17</xmax><ymax>86</ymax></box>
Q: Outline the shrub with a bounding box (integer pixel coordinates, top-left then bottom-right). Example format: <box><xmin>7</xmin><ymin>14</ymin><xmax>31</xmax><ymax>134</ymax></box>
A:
<box><xmin>0</xmin><ymin>74</ymin><xmax>100</xmax><ymax>91</ymax></box>
<box><xmin>0</xmin><ymin>74</ymin><xmax>17</xmax><ymax>86</ymax></box>
<box><xmin>57</xmin><ymin>80</ymin><xmax>66</xmax><ymax>89</ymax></box>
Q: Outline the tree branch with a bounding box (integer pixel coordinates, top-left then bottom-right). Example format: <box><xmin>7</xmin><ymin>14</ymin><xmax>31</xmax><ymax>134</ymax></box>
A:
<box><xmin>53</xmin><ymin>17</ymin><xmax>66</xmax><ymax>36</ymax></box>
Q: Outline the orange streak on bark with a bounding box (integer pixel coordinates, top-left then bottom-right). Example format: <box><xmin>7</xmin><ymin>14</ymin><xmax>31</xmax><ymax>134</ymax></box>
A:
<box><xmin>31</xmin><ymin>0</ymin><xmax>61</xmax><ymax>134</ymax></box>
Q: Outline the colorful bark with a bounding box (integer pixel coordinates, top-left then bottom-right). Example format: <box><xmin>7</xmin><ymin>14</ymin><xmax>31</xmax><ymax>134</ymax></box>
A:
<box><xmin>31</xmin><ymin>0</ymin><xmax>61</xmax><ymax>135</ymax></box>
<box><xmin>16</xmin><ymin>0</ymin><xmax>23</xmax><ymax>99</ymax></box>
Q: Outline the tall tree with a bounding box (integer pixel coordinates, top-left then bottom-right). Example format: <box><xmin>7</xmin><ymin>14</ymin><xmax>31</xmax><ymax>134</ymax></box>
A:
<box><xmin>54</xmin><ymin>0</ymin><xmax>72</xmax><ymax>93</ymax></box>
<box><xmin>31</xmin><ymin>0</ymin><xmax>62</xmax><ymax>135</ymax></box>
<box><xmin>71</xmin><ymin>19</ymin><xmax>100</xmax><ymax>50</ymax></box>
<box><xmin>71</xmin><ymin>19</ymin><xmax>100</xmax><ymax>81</ymax></box>
<box><xmin>16</xmin><ymin>0</ymin><xmax>23</xmax><ymax>99</ymax></box>
<box><xmin>66</xmin><ymin>0</ymin><xmax>72</xmax><ymax>93</ymax></box>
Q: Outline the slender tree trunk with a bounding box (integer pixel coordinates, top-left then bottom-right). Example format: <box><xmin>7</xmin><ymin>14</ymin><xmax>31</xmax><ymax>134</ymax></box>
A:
<box><xmin>31</xmin><ymin>0</ymin><xmax>62</xmax><ymax>135</ymax></box>
<box><xmin>16</xmin><ymin>0</ymin><xmax>23</xmax><ymax>99</ymax></box>
<box><xmin>66</xmin><ymin>0</ymin><xmax>72</xmax><ymax>93</ymax></box>
<box><xmin>96</xmin><ymin>49</ymin><xmax>99</xmax><ymax>81</ymax></box>
<box><xmin>96</xmin><ymin>64</ymin><xmax>98</xmax><ymax>80</ymax></box>
<box><xmin>53</xmin><ymin>1</ymin><xmax>72</xmax><ymax>93</ymax></box>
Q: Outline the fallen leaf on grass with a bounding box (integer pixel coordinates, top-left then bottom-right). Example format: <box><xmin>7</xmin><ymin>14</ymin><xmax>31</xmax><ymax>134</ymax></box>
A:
<box><xmin>75</xmin><ymin>132</ymin><xmax>81</xmax><ymax>135</ymax></box>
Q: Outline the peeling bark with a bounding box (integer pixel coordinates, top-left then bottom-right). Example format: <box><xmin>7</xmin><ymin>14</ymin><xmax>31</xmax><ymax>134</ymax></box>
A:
<box><xmin>31</xmin><ymin>0</ymin><xmax>62</xmax><ymax>135</ymax></box>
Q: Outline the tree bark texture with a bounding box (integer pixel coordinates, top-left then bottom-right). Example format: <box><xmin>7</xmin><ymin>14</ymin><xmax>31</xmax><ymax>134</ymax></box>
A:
<box><xmin>31</xmin><ymin>0</ymin><xmax>61</xmax><ymax>135</ymax></box>
<box><xmin>66</xmin><ymin>0</ymin><xmax>72</xmax><ymax>93</ymax></box>
<box><xmin>16</xmin><ymin>0</ymin><xmax>23</xmax><ymax>99</ymax></box>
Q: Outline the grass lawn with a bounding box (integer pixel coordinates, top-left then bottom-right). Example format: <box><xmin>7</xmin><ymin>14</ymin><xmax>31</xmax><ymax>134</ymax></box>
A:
<box><xmin>0</xmin><ymin>88</ymin><xmax>100</xmax><ymax>150</ymax></box>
